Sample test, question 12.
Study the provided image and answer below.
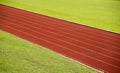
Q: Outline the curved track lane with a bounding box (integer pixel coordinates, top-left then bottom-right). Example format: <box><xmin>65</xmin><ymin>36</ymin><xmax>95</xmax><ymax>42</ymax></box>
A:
<box><xmin>0</xmin><ymin>4</ymin><xmax>120</xmax><ymax>73</ymax></box>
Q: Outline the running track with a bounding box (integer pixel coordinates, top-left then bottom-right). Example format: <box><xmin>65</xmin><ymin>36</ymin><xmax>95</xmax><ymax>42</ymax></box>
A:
<box><xmin>0</xmin><ymin>4</ymin><xmax>120</xmax><ymax>73</ymax></box>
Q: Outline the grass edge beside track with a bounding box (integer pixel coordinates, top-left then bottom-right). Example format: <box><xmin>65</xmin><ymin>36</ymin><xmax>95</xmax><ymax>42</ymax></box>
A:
<box><xmin>0</xmin><ymin>0</ymin><xmax>120</xmax><ymax>34</ymax></box>
<box><xmin>0</xmin><ymin>30</ymin><xmax>103</xmax><ymax>73</ymax></box>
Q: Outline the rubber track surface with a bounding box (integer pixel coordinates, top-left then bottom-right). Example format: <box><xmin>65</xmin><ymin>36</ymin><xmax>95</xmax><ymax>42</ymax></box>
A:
<box><xmin>0</xmin><ymin>4</ymin><xmax>120</xmax><ymax>73</ymax></box>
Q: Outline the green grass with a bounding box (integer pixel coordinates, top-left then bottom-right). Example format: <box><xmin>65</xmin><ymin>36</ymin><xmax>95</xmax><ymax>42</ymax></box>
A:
<box><xmin>0</xmin><ymin>0</ymin><xmax>120</xmax><ymax>33</ymax></box>
<box><xmin>0</xmin><ymin>30</ymin><xmax>103</xmax><ymax>73</ymax></box>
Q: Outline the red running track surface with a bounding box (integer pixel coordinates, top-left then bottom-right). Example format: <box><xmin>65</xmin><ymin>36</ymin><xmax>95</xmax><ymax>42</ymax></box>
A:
<box><xmin>0</xmin><ymin>4</ymin><xmax>120</xmax><ymax>73</ymax></box>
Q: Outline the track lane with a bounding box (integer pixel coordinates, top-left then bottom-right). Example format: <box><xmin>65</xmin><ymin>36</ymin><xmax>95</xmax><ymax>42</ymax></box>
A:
<box><xmin>1</xmin><ymin>5</ymin><xmax>120</xmax><ymax>47</ymax></box>
<box><xmin>0</xmin><ymin>19</ymin><xmax>120</xmax><ymax>68</ymax></box>
<box><xmin>2</xmin><ymin>12</ymin><xmax>119</xmax><ymax>57</ymax></box>
<box><xmin>0</xmin><ymin>15</ymin><xmax>120</xmax><ymax>63</ymax></box>
<box><xmin>1</xmin><ymin>11</ymin><xmax>120</xmax><ymax>55</ymax></box>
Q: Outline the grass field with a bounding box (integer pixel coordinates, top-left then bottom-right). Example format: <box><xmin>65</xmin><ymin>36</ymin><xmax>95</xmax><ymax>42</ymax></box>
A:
<box><xmin>0</xmin><ymin>0</ymin><xmax>120</xmax><ymax>33</ymax></box>
<box><xmin>0</xmin><ymin>30</ymin><xmax>103</xmax><ymax>73</ymax></box>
